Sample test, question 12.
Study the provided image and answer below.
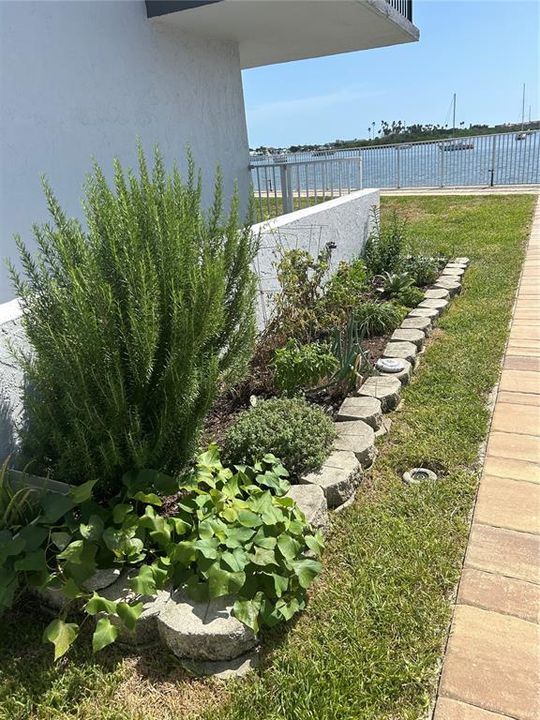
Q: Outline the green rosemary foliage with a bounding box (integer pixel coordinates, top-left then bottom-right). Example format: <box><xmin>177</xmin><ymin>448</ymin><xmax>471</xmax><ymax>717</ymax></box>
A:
<box><xmin>9</xmin><ymin>146</ymin><xmax>258</xmax><ymax>496</ymax></box>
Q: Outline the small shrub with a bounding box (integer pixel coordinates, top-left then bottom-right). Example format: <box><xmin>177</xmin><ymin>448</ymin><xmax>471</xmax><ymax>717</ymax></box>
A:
<box><xmin>403</xmin><ymin>255</ymin><xmax>440</xmax><ymax>286</ymax></box>
<box><xmin>223</xmin><ymin>398</ymin><xmax>336</xmax><ymax>478</ymax></box>
<box><xmin>377</xmin><ymin>271</ymin><xmax>414</xmax><ymax>298</ymax></box>
<box><xmin>319</xmin><ymin>258</ymin><xmax>368</xmax><ymax>324</ymax></box>
<box><xmin>354</xmin><ymin>302</ymin><xmax>407</xmax><ymax>338</ymax></box>
<box><xmin>271</xmin><ymin>246</ymin><xmax>332</xmax><ymax>343</ymax></box>
<box><xmin>396</xmin><ymin>286</ymin><xmax>425</xmax><ymax>308</ymax></box>
<box><xmin>10</xmin><ymin>146</ymin><xmax>258</xmax><ymax>496</ymax></box>
<box><xmin>272</xmin><ymin>340</ymin><xmax>338</xmax><ymax>395</ymax></box>
<box><xmin>363</xmin><ymin>209</ymin><xmax>406</xmax><ymax>276</ymax></box>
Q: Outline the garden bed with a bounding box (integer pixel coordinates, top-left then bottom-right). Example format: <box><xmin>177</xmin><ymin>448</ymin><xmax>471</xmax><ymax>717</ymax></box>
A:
<box><xmin>0</xmin><ymin>186</ymin><xmax>535</xmax><ymax>719</ymax></box>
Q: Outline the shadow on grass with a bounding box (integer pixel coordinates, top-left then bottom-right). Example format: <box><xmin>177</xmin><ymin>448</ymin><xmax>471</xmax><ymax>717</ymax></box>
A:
<box><xmin>0</xmin><ymin>590</ymin><xmax>303</xmax><ymax>719</ymax></box>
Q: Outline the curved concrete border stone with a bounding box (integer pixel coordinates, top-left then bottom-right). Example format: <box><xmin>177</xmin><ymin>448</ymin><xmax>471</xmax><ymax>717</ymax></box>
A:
<box><xmin>157</xmin><ymin>592</ymin><xmax>257</xmax><ymax>662</ymax></box>
<box><xmin>424</xmin><ymin>288</ymin><xmax>450</xmax><ymax>300</ymax></box>
<box><xmin>286</xmin><ymin>483</ymin><xmax>328</xmax><ymax>532</ymax></box>
<box><xmin>383</xmin><ymin>340</ymin><xmax>418</xmax><ymax>366</ymax></box>
<box><xmin>301</xmin><ymin>449</ymin><xmax>362</xmax><ymax>508</ymax></box>
<box><xmin>419</xmin><ymin>298</ymin><xmax>449</xmax><ymax>312</ymax></box>
<box><xmin>333</xmin><ymin>420</ymin><xmax>376</xmax><ymax>468</ymax></box>
<box><xmin>442</xmin><ymin>266</ymin><xmax>464</xmax><ymax>277</ymax></box>
<box><xmin>408</xmin><ymin>307</ymin><xmax>440</xmax><ymax>319</ymax></box>
<box><xmin>389</xmin><ymin>328</ymin><xmax>425</xmax><ymax>349</ymax></box>
<box><xmin>433</xmin><ymin>277</ymin><xmax>461</xmax><ymax>295</ymax></box>
<box><xmin>336</xmin><ymin>395</ymin><xmax>383</xmax><ymax>429</ymax></box>
<box><xmin>381</xmin><ymin>358</ymin><xmax>413</xmax><ymax>385</ymax></box>
<box><xmin>400</xmin><ymin>316</ymin><xmax>432</xmax><ymax>334</ymax></box>
<box><xmin>356</xmin><ymin>375</ymin><xmax>401</xmax><ymax>411</ymax></box>
<box><xmin>101</xmin><ymin>572</ymin><xmax>171</xmax><ymax>646</ymax></box>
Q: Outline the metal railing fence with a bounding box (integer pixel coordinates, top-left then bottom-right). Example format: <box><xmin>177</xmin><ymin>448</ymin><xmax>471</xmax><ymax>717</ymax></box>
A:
<box><xmin>250</xmin><ymin>156</ymin><xmax>363</xmax><ymax>219</ymax></box>
<box><xmin>250</xmin><ymin>130</ymin><xmax>540</xmax><ymax>217</ymax></box>
<box><xmin>386</xmin><ymin>0</ymin><xmax>413</xmax><ymax>21</ymax></box>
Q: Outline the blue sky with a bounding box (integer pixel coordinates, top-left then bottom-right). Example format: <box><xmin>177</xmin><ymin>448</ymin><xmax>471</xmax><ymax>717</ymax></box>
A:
<box><xmin>242</xmin><ymin>1</ymin><xmax>539</xmax><ymax>148</ymax></box>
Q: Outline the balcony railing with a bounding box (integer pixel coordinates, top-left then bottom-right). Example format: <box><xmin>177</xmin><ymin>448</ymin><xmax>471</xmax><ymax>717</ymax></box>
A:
<box><xmin>386</xmin><ymin>0</ymin><xmax>413</xmax><ymax>22</ymax></box>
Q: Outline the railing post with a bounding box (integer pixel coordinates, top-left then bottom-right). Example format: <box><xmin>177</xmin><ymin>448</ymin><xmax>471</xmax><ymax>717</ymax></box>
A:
<box><xmin>489</xmin><ymin>134</ymin><xmax>497</xmax><ymax>187</ymax></box>
<box><xmin>439</xmin><ymin>143</ymin><xmax>445</xmax><ymax>188</ymax></box>
<box><xmin>395</xmin><ymin>146</ymin><xmax>401</xmax><ymax>189</ymax></box>
<box><xmin>279</xmin><ymin>163</ymin><xmax>294</xmax><ymax>214</ymax></box>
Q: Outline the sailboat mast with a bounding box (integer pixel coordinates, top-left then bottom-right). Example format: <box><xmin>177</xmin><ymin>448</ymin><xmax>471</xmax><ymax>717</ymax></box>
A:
<box><xmin>521</xmin><ymin>83</ymin><xmax>525</xmax><ymax>131</ymax></box>
<box><xmin>452</xmin><ymin>93</ymin><xmax>456</xmax><ymax>138</ymax></box>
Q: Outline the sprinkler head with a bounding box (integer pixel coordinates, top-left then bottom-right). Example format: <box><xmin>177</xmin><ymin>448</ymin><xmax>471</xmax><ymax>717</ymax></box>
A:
<box><xmin>376</xmin><ymin>358</ymin><xmax>406</xmax><ymax>374</ymax></box>
<box><xmin>403</xmin><ymin>467</ymin><xmax>438</xmax><ymax>485</ymax></box>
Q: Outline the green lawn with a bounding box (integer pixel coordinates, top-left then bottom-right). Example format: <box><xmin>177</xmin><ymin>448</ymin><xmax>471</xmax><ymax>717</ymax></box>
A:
<box><xmin>0</xmin><ymin>195</ymin><xmax>535</xmax><ymax>720</ymax></box>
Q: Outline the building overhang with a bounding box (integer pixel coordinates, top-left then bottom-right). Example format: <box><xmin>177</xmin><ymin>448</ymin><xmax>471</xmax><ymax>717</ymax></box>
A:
<box><xmin>145</xmin><ymin>1</ymin><xmax>419</xmax><ymax>69</ymax></box>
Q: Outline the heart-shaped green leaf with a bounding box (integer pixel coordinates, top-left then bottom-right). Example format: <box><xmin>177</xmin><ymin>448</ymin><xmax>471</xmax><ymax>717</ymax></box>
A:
<box><xmin>84</xmin><ymin>592</ymin><xmax>118</xmax><ymax>616</ymax></box>
<box><xmin>92</xmin><ymin>617</ymin><xmax>118</xmax><ymax>652</ymax></box>
<box><xmin>43</xmin><ymin>618</ymin><xmax>79</xmax><ymax>660</ymax></box>
<box><xmin>70</xmin><ymin>479</ymin><xmax>97</xmax><ymax>505</ymax></box>
<box><xmin>116</xmin><ymin>601</ymin><xmax>143</xmax><ymax>631</ymax></box>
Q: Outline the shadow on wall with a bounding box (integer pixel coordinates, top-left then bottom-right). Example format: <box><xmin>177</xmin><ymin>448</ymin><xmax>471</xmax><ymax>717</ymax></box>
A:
<box><xmin>0</xmin><ymin>313</ymin><xmax>29</xmax><ymax>463</ymax></box>
<box><xmin>0</xmin><ymin>392</ymin><xmax>16</xmax><ymax>459</ymax></box>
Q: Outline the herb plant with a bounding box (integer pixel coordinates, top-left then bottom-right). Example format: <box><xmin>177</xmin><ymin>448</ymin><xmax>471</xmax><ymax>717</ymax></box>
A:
<box><xmin>396</xmin><ymin>286</ymin><xmax>425</xmax><ymax>308</ymax></box>
<box><xmin>363</xmin><ymin>209</ymin><xmax>407</xmax><ymax>276</ymax></box>
<box><xmin>271</xmin><ymin>245</ymin><xmax>332</xmax><ymax>343</ymax></box>
<box><xmin>9</xmin><ymin>146</ymin><xmax>258</xmax><ymax>497</ymax></box>
<box><xmin>353</xmin><ymin>302</ymin><xmax>407</xmax><ymax>338</ymax></box>
<box><xmin>223</xmin><ymin>398</ymin><xmax>336</xmax><ymax>479</ymax></box>
<box><xmin>377</xmin><ymin>271</ymin><xmax>414</xmax><ymax>298</ymax></box>
<box><xmin>320</xmin><ymin>258</ymin><xmax>368</xmax><ymax>324</ymax></box>
<box><xmin>272</xmin><ymin>340</ymin><xmax>338</xmax><ymax>395</ymax></box>
<box><xmin>403</xmin><ymin>255</ymin><xmax>440</xmax><ymax>286</ymax></box>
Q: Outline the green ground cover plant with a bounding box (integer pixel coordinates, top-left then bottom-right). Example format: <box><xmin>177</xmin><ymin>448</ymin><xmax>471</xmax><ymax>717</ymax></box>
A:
<box><xmin>403</xmin><ymin>254</ymin><xmax>441</xmax><ymax>286</ymax></box>
<box><xmin>395</xmin><ymin>285</ymin><xmax>425</xmax><ymax>308</ymax></box>
<box><xmin>0</xmin><ymin>447</ymin><xmax>322</xmax><ymax>657</ymax></box>
<box><xmin>0</xmin><ymin>195</ymin><xmax>533</xmax><ymax>720</ymax></box>
<box><xmin>353</xmin><ymin>300</ymin><xmax>407</xmax><ymax>337</ymax></box>
<box><xmin>10</xmin><ymin>147</ymin><xmax>258</xmax><ymax>497</ymax></box>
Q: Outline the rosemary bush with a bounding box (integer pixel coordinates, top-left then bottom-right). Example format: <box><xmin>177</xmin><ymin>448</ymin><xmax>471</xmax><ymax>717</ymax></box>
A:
<box><xmin>10</xmin><ymin>147</ymin><xmax>258</xmax><ymax>496</ymax></box>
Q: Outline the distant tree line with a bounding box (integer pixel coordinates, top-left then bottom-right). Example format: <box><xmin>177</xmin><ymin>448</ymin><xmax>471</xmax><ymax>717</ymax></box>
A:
<box><xmin>250</xmin><ymin>119</ymin><xmax>540</xmax><ymax>155</ymax></box>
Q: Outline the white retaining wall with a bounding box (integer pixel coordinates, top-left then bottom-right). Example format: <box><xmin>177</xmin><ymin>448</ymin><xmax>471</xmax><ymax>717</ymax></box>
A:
<box><xmin>0</xmin><ymin>300</ymin><xmax>25</xmax><ymax>458</ymax></box>
<box><xmin>253</xmin><ymin>189</ymin><xmax>380</xmax><ymax>326</ymax></box>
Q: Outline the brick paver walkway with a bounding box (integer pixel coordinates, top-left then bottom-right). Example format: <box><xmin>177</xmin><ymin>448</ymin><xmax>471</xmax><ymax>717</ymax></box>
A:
<box><xmin>433</xmin><ymin>198</ymin><xmax>540</xmax><ymax>720</ymax></box>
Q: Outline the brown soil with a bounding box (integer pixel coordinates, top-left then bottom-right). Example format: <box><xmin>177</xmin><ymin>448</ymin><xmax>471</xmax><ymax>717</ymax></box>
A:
<box><xmin>361</xmin><ymin>335</ymin><xmax>388</xmax><ymax>365</ymax></box>
<box><xmin>200</xmin><ymin>330</ymin><xmax>392</xmax><ymax>444</ymax></box>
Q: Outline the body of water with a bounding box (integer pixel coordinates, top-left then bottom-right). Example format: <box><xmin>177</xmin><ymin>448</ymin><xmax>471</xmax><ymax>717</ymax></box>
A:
<box><xmin>251</xmin><ymin>131</ymin><xmax>540</xmax><ymax>194</ymax></box>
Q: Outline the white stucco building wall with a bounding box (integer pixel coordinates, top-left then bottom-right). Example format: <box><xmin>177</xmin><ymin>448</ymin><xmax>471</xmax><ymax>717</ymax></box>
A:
<box><xmin>0</xmin><ymin>0</ymin><xmax>250</xmax><ymax>301</ymax></box>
